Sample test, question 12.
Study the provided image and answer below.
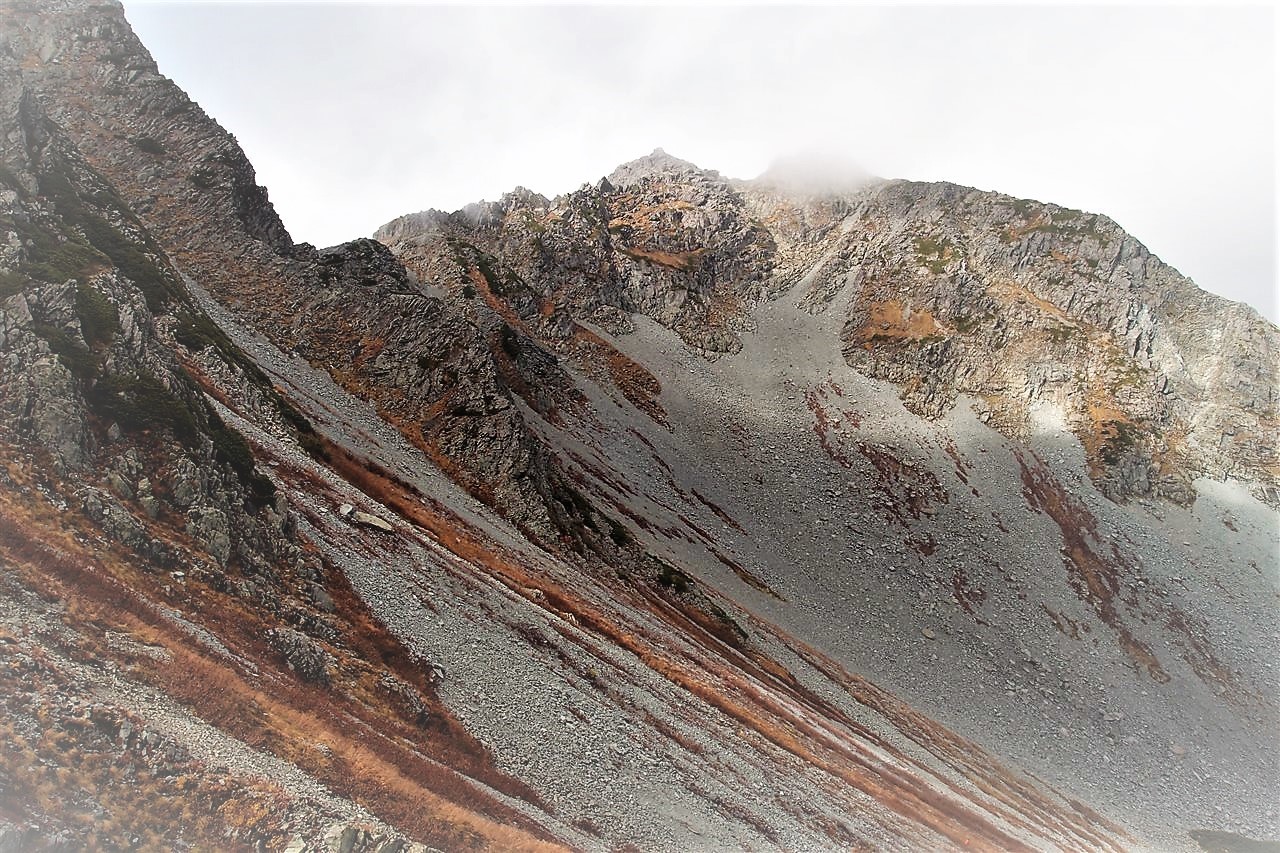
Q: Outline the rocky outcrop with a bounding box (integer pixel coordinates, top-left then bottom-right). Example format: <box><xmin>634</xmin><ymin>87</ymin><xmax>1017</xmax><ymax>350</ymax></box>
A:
<box><xmin>0</xmin><ymin>0</ymin><xmax>625</xmax><ymax>546</ymax></box>
<box><xmin>269</xmin><ymin>627</ymin><xmax>335</xmax><ymax>684</ymax></box>
<box><xmin>380</xmin><ymin>168</ymin><xmax>1279</xmax><ymax>507</ymax></box>
<box><xmin>778</xmin><ymin>179</ymin><xmax>1279</xmax><ymax>505</ymax></box>
<box><xmin>1</xmin><ymin>2</ymin><xmax>1276</xmax><ymax>852</ymax></box>
<box><xmin>379</xmin><ymin>148</ymin><xmax>778</xmax><ymax>355</ymax></box>
<box><xmin>0</xmin><ymin>70</ymin><xmax>308</xmax><ymax>580</ymax></box>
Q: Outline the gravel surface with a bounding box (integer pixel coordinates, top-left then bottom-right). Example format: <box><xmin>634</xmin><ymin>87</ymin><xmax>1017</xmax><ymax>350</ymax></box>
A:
<box><xmin>563</xmin><ymin>276</ymin><xmax>1280</xmax><ymax>850</ymax></box>
<box><xmin>190</xmin><ymin>271</ymin><xmax>1153</xmax><ymax>849</ymax></box>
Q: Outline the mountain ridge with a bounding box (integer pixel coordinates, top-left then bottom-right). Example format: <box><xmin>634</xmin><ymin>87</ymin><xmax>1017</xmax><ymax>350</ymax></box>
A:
<box><xmin>0</xmin><ymin>1</ymin><xmax>1276</xmax><ymax>851</ymax></box>
<box><xmin>375</xmin><ymin>149</ymin><xmax>1278</xmax><ymax>509</ymax></box>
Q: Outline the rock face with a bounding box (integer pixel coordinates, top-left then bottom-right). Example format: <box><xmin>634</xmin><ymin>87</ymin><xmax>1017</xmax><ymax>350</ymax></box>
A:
<box><xmin>379</xmin><ymin>147</ymin><xmax>778</xmax><ymax>355</ymax></box>
<box><xmin>1</xmin><ymin>2</ymin><xmax>1277</xmax><ymax>852</ymax></box>
<box><xmin>269</xmin><ymin>627</ymin><xmax>334</xmax><ymax>684</ymax></box>
<box><xmin>379</xmin><ymin>160</ymin><xmax>1278</xmax><ymax>510</ymax></box>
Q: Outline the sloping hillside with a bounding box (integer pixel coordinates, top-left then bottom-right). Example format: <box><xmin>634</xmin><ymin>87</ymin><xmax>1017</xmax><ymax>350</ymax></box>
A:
<box><xmin>0</xmin><ymin>2</ymin><xmax>1275</xmax><ymax>851</ymax></box>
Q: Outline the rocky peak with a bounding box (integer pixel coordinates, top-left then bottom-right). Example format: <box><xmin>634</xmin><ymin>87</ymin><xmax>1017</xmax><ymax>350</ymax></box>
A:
<box><xmin>376</xmin><ymin>153</ymin><xmax>1279</xmax><ymax>505</ymax></box>
<box><xmin>3</xmin><ymin>0</ymin><xmax>293</xmax><ymax>255</ymax></box>
<box><xmin>4</xmin><ymin>4</ymin><xmax>1278</xmax><ymax>852</ymax></box>
<box><xmin>605</xmin><ymin>146</ymin><xmax>720</xmax><ymax>189</ymax></box>
<box><xmin>500</xmin><ymin>185</ymin><xmax>550</xmax><ymax>211</ymax></box>
<box><xmin>371</xmin><ymin>208</ymin><xmax>451</xmax><ymax>245</ymax></box>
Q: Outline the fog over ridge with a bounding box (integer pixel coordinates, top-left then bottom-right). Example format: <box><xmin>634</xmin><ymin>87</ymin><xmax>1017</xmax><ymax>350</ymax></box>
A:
<box><xmin>122</xmin><ymin>2</ymin><xmax>1277</xmax><ymax>321</ymax></box>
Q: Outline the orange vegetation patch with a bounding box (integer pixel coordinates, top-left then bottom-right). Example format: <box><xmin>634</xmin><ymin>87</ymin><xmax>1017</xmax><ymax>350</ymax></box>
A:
<box><xmin>464</xmin><ymin>266</ymin><xmax>526</xmax><ymax>331</ymax></box>
<box><xmin>0</xmin><ymin>462</ymin><xmax>565</xmax><ymax>852</ymax></box>
<box><xmin>617</xmin><ymin>244</ymin><xmax>706</xmax><ymax>272</ymax></box>
<box><xmin>606</xmin><ymin>197</ymin><xmax>696</xmax><ymax>236</ymax></box>
<box><xmin>986</xmin><ymin>279</ymin><xmax>1072</xmax><ymax>321</ymax></box>
<box><xmin>0</xmin><ymin>672</ymin><xmax>297</xmax><ymax>851</ymax></box>
<box><xmin>353</xmin><ymin>336</ymin><xmax>388</xmax><ymax>369</ymax></box>
<box><xmin>1002</xmin><ymin>212</ymin><xmax>1053</xmax><ymax>243</ymax></box>
<box><xmin>1075</xmin><ymin>340</ymin><xmax>1149</xmax><ymax>481</ymax></box>
<box><xmin>569</xmin><ymin>326</ymin><xmax>668</xmax><ymax>426</ymax></box>
<box><xmin>851</xmin><ymin>300</ymin><xmax>941</xmax><ymax>349</ymax></box>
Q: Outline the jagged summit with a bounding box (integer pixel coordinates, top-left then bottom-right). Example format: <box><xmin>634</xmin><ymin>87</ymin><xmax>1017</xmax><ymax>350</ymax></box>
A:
<box><xmin>606</xmin><ymin>146</ymin><xmax>721</xmax><ymax>188</ymax></box>
<box><xmin>374</xmin><ymin>147</ymin><xmax>1278</xmax><ymax>508</ymax></box>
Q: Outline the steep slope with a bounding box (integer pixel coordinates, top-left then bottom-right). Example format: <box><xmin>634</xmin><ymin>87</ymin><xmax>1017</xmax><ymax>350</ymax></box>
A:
<box><xmin>380</xmin><ymin>153</ymin><xmax>1278</xmax><ymax>509</ymax></box>
<box><xmin>0</xmin><ymin>2</ymin><xmax>1276</xmax><ymax>852</ymax></box>
<box><xmin>377</xmin><ymin>154</ymin><xmax>1280</xmax><ymax>848</ymax></box>
<box><xmin>0</xmin><ymin>11</ymin><xmax>564</xmax><ymax>852</ymax></box>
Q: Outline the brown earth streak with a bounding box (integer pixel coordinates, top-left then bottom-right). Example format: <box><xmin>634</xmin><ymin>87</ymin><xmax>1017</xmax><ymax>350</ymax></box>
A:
<box><xmin>1041</xmin><ymin>605</ymin><xmax>1085</xmax><ymax>641</ymax></box>
<box><xmin>710</xmin><ymin>548</ymin><xmax>784</xmax><ymax>600</ymax></box>
<box><xmin>806</xmin><ymin>382</ymin><xmax>855</xmax><ymax>468</ymax></box>
<box><xmin>691</xmin><ymin>488</ymin><xmax>747</xmax><ymax>533</ymax></box>
<box><xmin>1014</xmin><ymin>457</ymin><xmax>1249</xmax><ymax>701</ymax></box>
<box><xmin>1015</xmin><ymin>452</ymin><xmax>1169</xmax><ymax>683</ymax></box>
<box><xmin>857</xmin><ymin>442</ymin><xmax>948</xmax><ymax>524</ymax></box>
<box><xmin>951</xmin><ymin>564</ymin><xmax>989</xmax><ymax>621</ymax></box>
<box><xmin>313</xmin><ymin>445</ymin><xmax>1109</xmax><ymax>850</ymax></box>
<box><xmin>570</xmin><ymin>326</ymin><xmax>669</xmax><ymax>427</ymax></box>
<box><xmin>0</xmin><ymin>490</ymin><xmax>565</xmax><ymax>852</ymax></box>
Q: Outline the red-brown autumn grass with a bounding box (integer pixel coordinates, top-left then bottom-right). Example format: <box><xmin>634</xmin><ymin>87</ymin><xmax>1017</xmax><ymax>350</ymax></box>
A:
<box><xmin>229</xmin><ymin>416</ymin><xmax>1132</xmax><ymax>852</ymax></box>
<box><xmin>569</xmin><ymin>326</ymin><xmax>669</xmax><ymax>426</ymax></box>
<box><xmin>1018</xmin><ymin>452</ymin><xmax>1253</xmax><ymax>704</ymax></box>
<box><xmin>625</xmin><ymin>585</ymin><xmax>1062</xmax><ymax>852</ymax></box>
<box><xmin>616</xmin><ymin>244</ymin><xmax>706</xmax><ymax>273</ymax></box>
<box><xmin>0</xmin><ymin>454</ymin><xmax>568</xmax><ymax>852</ymax></box>
<box><xmin>689</xmin><ymin>488</ymin><xmax>746</xmax><ymax>534</ymax></box>
<box><xmin>851</xmin><ymin>299</ymin><xmax>942</xmax><ymax>348</ymax></box>
<box><xmin>752</xmin><ymin>619</ymin><xmax>1129</xmax><ymax>852</ymax></box>
<box><xmin>0</xmin><ymin>680</ymin><xmax>298</xmax><ymax>852</ymax></box>
<box><xmin>1016</xmin><ymin>450</ymin><xmax>1169</xmax><ymax>682</ymax></box>
<box><xmin>305</xmin><ymin>435</ymin><xmax>1135</xmax><ymax>851</ymax></box>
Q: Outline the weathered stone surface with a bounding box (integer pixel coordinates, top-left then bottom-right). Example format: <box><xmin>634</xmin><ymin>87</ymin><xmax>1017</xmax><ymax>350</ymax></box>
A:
<box><xmin>268</xmin><ymin>627</ymin><xmax>333</xmax><ymax>685</ymax></box>
<box><xmin>351</xmin><ymin>510</ymin><xmax>393</xmax><ymax>533</ymax></box>
<box><xmin>377</xmin><ymin>168</ymin><xmax>1279</xmax><ymax>507</ymax></box>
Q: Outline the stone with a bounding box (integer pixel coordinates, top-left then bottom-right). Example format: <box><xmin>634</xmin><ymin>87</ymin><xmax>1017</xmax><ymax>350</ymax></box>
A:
<box><xmin>268</xmin><ymin>628</ymin><xmax>333</xmax><ymax>685</ymax></box>
<box><xmin>106</xmin><ymin>471</ymin><xmax>133</xmax><ymax>500</ymax></box>
<box><xmin>309</xmin><ymin>582</ymin><xmax>335</xmax><ymax>613</ymax></box>
<box><xmin>352</xmin><ymin>510</ymin><xmax>393</xmax><ymax>532</ymax></box>
<box><xmin>186</xmin><ymin>506</ymin><xmax>232</xmax><ymax>565</ymax></box>
<box><xmin>323</xmin><ymin>824</ymin><xmax>364</xmax><ymax>853</ymax></box>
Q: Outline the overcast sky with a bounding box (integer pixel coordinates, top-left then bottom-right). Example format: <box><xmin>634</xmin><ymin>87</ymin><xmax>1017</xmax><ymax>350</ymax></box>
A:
<box><xmin>121</xmin><ymin>3</ymin><xmax>1276</xmax><ymax>321</ymax></box>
